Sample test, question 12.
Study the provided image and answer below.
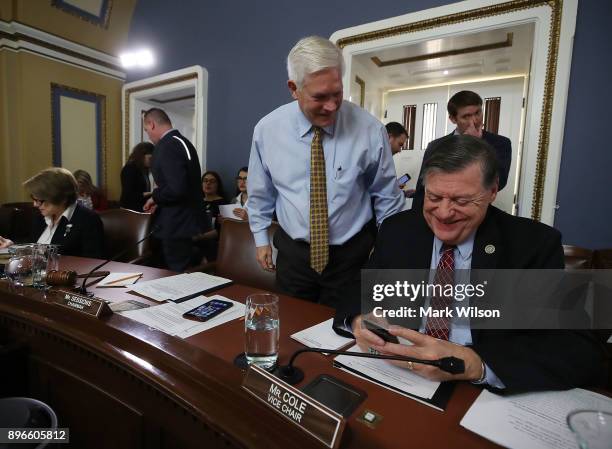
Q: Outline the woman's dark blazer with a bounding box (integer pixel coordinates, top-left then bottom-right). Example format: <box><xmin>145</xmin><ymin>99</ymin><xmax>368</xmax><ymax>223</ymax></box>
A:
<box><xmin>120</xmin><ymin>162</ymin><xmax>149</xmax><ymax>212</ymax></box>
<box><xmin>30</xmin><ymin>204</ymin><xmax>105</xmax><ymax>259</ymax></box>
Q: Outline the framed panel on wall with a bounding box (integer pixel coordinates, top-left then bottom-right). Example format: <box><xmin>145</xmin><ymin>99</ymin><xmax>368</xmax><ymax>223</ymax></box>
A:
<box><xmin>51</xmin><ymin>0</ymin><xmax>113</xmax><ymax>28</ymax></box>
<box><xmin>51</xmin><ymin>83</ymin><xmax>107</xmax><ymax>187</ymax></box>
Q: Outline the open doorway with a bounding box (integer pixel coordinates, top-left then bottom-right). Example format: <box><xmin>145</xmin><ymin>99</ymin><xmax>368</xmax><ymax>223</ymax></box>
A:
<box><xmin>347</xmin><ymin>23</ymin><xmax>533</xmax><ymax>214</ymax></box>
<box><xmin>122</xmin><ymin>65</ymin><xmax>208</xmax><ymax>170</ymax></box>
<box><xmin>332</xmin><ymin>0</ymin><xmax>578</xmax><ymax>224</ymax></box>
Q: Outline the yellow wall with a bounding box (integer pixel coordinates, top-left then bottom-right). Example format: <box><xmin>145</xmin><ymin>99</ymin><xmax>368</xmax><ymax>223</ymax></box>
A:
<box><xmin>0</xmin><ymin>0</ymin><xmax>137</xmax><ymax>203</ymax></box>
<box><xmin>6</xmin><ymin>0</ymin><xmax>137</xmax><ymax>55</ymax></box>
<box><xmin>0</xmin><ymin>51</ymin><xmax>123</xmax><ymax>202</ymax></box>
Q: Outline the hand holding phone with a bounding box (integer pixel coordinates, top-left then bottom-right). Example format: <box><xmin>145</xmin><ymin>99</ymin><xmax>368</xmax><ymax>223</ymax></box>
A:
<box><xmin>397</xmin><ymin>173</ymin><xmax>411</xmax><ymax>185</ymax></box>
<box><xmin>363</xmin><ymin>320</ymin><xmax>400</xmax><ymax>344</ymax></box>
<box><xmin>183</xmin><ymin>299</ymin><xmax>233</xmax><ymax>322</ymax></box>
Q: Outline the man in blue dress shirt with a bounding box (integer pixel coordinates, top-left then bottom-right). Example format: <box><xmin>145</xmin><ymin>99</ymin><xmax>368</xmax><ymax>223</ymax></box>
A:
<box><xmin>248</xmin><ymin>36</ymin><xmax>405</xmax><ymax>308</ymax></box>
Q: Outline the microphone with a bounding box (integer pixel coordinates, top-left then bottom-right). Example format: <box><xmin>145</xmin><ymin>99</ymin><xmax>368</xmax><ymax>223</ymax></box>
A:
<box><xmin>274</xmin><ymin>347</ymin><xmax>464</xmax><ymax>385</ymax></box>
<box><xmin>78</xmin><ymin>225</ymin><xmax>158</xmax><ymax>296</ymax></box>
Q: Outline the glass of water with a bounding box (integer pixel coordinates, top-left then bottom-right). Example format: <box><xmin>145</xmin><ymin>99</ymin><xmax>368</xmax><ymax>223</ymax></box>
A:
<box><xmin>244</xmin><ymin>293</ymin><xmax>279</xmax><ymax>371</ymax></box>
<box><xmin>5</xmin><ymin>244</ymin><xmax>34</xmax><ymax>288</ymax></box>
<box><xmin>568</xmin><ymin>410</ymin><xmax>612</xmax><ymax>449</ymax></box>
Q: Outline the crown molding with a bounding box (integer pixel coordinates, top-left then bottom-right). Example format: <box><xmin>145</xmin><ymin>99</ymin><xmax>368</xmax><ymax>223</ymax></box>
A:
<box><xmin>0</xmin><ymin>20</ymin><xmax>125</xmax><ymax>80</ymax></box>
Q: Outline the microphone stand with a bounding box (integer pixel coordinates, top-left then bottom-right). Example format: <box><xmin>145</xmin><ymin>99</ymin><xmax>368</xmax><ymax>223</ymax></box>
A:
<box><xmin>274</xmin><ymin>347</ymin><xmax>465</xmax><ymax>385</ymax></box>
<box><xmin>78</xmin><ymin>226</ymin><xmax>158</xmax><ymax>296</ymax></box>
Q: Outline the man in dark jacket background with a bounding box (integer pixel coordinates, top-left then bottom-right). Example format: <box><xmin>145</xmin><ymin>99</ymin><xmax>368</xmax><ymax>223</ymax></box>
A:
<box><xmin>143</xmin><ymin>108</ymin><xmax>204</xmax><ymax>271</ymax></box>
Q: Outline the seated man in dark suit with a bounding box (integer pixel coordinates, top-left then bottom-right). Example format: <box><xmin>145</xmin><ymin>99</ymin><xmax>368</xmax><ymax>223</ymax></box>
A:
<box><xmin>337</xmin><ymin>135</ymin><xmax>606</xmax><ymax>393</ymax></box>
<box><xmin>412</xmin><ymin>90</ymin><xmax>512</xmax><ymax>210</ymax></box>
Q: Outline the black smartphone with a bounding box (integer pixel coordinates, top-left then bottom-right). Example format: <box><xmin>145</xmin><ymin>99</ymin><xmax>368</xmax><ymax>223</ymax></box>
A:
<box><xmin>182</xmin><ymin>299</ymin><xmax>233</xmax><ymax>322</ymax></box>
<box><xmin>397</xmin><ymin>173</ymin><xmax>411</xmax><ymax>185</ymax></box>
<box><xmin>363</xmin><ymin>320</ymin><xmax>399</xmax><ymax>344</ymax></box>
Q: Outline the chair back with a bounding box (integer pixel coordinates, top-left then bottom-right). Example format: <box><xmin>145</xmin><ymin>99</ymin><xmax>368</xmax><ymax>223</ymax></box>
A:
<box><xmin>0</xmin><ymin>207</ymin><xmax>14</xmax><ymax>238</ymax></box>
<box><xmin>593</xmin><ymin>249</ymin><xmax>612</xmax><ymax>269</ymax></box>
<box><xmin>563</xmin><ymin>245</ymin><xmax>594</xmax><ymax>269</ymax></box>
<box><xmin>99</xmin><ymin>209</ymin><xmax>153</xmax><ymax>263</ymax></box>
<box><xmin>216</xmin><ymin>219</ymin><xmax>279</xmax><ymax>293</ymax></box>
<box><xmin>1</xmin><ymin>202</ymin><xmax>38</xmax><ymax>243</ymax></box>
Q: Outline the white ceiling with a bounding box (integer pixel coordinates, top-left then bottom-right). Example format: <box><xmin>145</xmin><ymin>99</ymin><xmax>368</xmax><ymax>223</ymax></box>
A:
<box><xmin>353</xmin><ymin>23</ymin><xmax>534</xmax><ymax>90</ymax></box>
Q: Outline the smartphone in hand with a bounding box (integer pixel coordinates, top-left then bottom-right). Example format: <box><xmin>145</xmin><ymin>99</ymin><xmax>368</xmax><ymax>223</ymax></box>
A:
<box><xmin>363</xmin><ymin>320</ymin><xmax>400</xmax><ymax>344</ymax></box>
<box><xmin>397</xmin><ymin>173</ymin><xmax>411</xmax><ymax>185</ymax></box>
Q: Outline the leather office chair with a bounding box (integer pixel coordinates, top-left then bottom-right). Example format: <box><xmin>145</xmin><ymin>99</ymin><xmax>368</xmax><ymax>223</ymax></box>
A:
<box><xmin>0</xmin><ymin>397</ymin><xmax>57</xmax><ymax>449</ymax></box>
<box><xmin>99</xmin><ymin>209</ymin><xmax>153</xmax><ymax>264</ymax></box>
<box><xmin>563</xmin><ymin>245</ymin><xmax>594</xmax><ymax>269</ymax></box>
<box><xmin>0</xmin><ymin>206</ymin><xmax>14</xmax><ymax>238</ymax></box>
<box><xmin>1</xmin><ymin>202</ymin><xmax>38</xmax><ymax>243</ymax></box>
<box><xmin>204</xmin><ymin>219</ymin><xmax>280</xmax><ymax>293</ymax></box>
<box><xmin>593</xmin><ymin>249</ymin><xmax>612</xmax><ymax>269</ymax></box>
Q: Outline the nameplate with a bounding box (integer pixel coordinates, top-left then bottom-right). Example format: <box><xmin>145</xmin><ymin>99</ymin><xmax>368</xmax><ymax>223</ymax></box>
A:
<box><xmin>54</xmin><ymin>290</ymin><xmax>113</xmax><ymax>318</ymax></box>
<box><xmin>242</xmin><ymin>366</ymin><xmax>344</xmax><ymax>449</ymax></box>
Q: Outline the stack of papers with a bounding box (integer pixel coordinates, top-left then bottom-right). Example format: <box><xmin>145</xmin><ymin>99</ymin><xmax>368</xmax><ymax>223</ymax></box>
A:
<box><xmin>461</xmin><ymin>388</ymin><xmax>612</xmax><ymax>449</ymax></box>
<box><xmin>334</xmin><ymin>345</ymin><xmax>446</xmax><ymax>409</ymax></box>
<box><xmin>291</xmin><ymin>318</ymin><xmax>353</xmax><ymax>350</ymax></box>
<box><xmin>219</xmin><ymin>204</ymin><xmax>244</xmax><ymax>218</ymax></box>
<box><xmin>121</xmin><ymin>295</ymin><xmax>244</xmax><ymax>339</ymax></box>
<box><xmin>129</xmin><ymin>272</ymin><xmax>231</xmax><ymax>302</ymax></box>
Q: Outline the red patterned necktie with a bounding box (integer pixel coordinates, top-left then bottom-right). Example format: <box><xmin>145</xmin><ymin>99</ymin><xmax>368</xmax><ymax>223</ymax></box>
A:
<box><xmin>425</xmin><ymin>244</ymin><xmax>456</xmax><ymax>340</ymax></box>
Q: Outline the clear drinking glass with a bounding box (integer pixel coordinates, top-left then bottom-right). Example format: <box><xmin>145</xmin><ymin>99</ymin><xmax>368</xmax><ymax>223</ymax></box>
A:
<box><xmin>31</xmin><ymin>244</ymin><xmax>60</xmax><ymax>288</ymax></box>
<box><xmin>567</xmin><ymin>410</ymin><xmax>612</xmax><ymax>449</ymax></box>
<box><xmin>244</xmin><ymin>293</ymin><xmax>279</xmax><ymax>371</ymax></box>
<box><xmin>5</xmin><ymin>244</ymin><xmax>34</xmax><ymax>288</ymax></box>
<box><xmin>32</xmin><ymin>244</ymin><xmax>48</xmax><ymax>288</ymax></box>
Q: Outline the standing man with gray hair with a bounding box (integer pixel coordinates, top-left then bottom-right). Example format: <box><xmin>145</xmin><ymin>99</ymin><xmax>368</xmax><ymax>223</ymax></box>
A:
<box><xmin>248</xmin><ymin>36</ymin><xmax>404</xmax><ymax>308</ymax></box>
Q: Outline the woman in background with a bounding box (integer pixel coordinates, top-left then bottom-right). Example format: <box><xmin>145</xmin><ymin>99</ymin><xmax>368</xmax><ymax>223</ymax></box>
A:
<box><xmin>120</xmin><ymin>142</ymin><xmax>155</xmax><ymax>212</ymax></box>
<box><xmin>193</xmin><ymin>171</ymin><xmax>227</xmax><ymax>262</ymax></box>
<box><xmin>231</xmin><ymin>166</ymin><xmax>248</xmax><ymax>221</ymax></box>
<box><xmin>202</xmin><ymin>170</ymin><xmax>226</xmax><ymax>219</ymax></box>
<box><xmin>0</xmin><ymin>168</ymin><xmax>104</xmax><ymax>258</ymax></box>
<box><xmin>73</xmin><ymin>169</ymin><xmax>108</xmax><ymax>211</ymax></box>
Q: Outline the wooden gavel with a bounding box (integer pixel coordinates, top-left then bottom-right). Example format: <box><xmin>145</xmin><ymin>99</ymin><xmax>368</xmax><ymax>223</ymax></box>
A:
<box><xmin>46</xmin><ymin>270</ymin><xmax>110</xmax><ymax>286</ymax></box>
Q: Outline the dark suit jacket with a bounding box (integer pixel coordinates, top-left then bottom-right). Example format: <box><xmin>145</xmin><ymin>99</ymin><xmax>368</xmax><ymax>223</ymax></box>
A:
<box><xmin>120</xmin><ymin>162</ymin><xmax>150</xmax><ymax>212</ymax></box>
<box><xmin>30</xmin><ymin>203</ymin><xmax>105</xmax><ymax>259</ymax></box>
<box><xmin>336</xmin><ymin>206</ymin><xmax>607</xmax><ymax>393</ymax></box>
<box><xmin>151</xmin><ymin>130</ymin><xmax>205</xmax><ymax>239</ymax></box>
<box><xmin>412</xmin><ymin>131</ymin><xmax>512</xmax><ymax>211</ymax></box>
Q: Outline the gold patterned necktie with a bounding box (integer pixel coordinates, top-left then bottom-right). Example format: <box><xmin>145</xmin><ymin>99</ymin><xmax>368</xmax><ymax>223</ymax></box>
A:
<box><xmin>310</xmin><ymin>127</ymin><xmax>329</xmax><ymax>274</ymax></box>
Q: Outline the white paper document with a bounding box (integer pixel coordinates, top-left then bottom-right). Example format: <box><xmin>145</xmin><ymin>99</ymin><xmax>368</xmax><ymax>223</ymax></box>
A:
<box><xmin>291</xmin><ymin>318</ymin><xmax>353</xmax><ymax>350</ymax></box>
<box><xmin>98</xmin><ymin>272</ymin><xmax>143</xmax><ymax>287</ymax></box>
<box><xmin>461</xmin><ymin>388</ymin><xmax>612</xmax><ymax>449</ymax></box>
<box><xmin>219</xmin><ymin>204</ymin><xmax>243</xmax><ymax>218</ymax></box>
<box><xmin>128</xmin><ymin>272</ymin><xmax>231</xmax><ymax>302</ymax></box>
<box><xmin>121</xmin><ymin>295</ymin><xmax>244</xmax><ymax>338</ymax></box>
<box><xmin>334</xmin><ymin>345</ymin><xmax>440</xmax><ymax>400</ymax></box>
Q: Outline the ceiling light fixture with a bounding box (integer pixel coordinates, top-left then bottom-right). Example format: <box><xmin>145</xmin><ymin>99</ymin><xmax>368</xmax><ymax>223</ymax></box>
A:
<box><xmin>120</xmin><ymin>49</ymin><xmax>155</xmax><ymax>69</ymax></box>
<box><xmin>443</xmin><ymin>70</ymin><xmax>449</xmax><ymax>75</ymax></box>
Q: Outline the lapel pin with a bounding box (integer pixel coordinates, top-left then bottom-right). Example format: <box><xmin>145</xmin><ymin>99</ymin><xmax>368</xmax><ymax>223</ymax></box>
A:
<box><xmin>64</xmin><ymin>223</ymin><xmax>73</xmax><ymax>238</ymax></box>
<box><xmin>484</xmin><ymin>244</ymin><xmax>495</xmax><ymax>254</ymax></box>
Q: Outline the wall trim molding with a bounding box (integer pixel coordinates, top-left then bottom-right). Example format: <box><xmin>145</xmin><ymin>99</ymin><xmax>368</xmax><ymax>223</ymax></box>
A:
<box><xmin>0</xmin><ymin>20</ymin><xmax>124</xmax><ymax>79</ymax></box>
<box><xmin>51</xmin><ymin>83</ymin><xmax>108</xmax><ymax>188</ymax></box>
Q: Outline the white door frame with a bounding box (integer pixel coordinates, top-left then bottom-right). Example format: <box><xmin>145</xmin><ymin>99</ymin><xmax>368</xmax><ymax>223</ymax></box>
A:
<box><xmin>122</xmin><ymin>65</ymin><xmax>208</xmax><ymax>170</ymax></box>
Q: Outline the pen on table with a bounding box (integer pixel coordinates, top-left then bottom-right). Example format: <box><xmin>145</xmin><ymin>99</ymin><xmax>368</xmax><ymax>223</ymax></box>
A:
<box><xmin>104</xmin><ymin>273</ymin><xmax>143</xmax><ymax>285</ymax></box>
